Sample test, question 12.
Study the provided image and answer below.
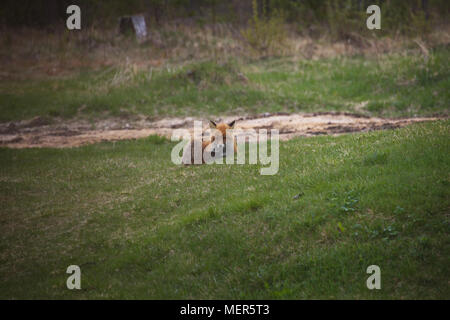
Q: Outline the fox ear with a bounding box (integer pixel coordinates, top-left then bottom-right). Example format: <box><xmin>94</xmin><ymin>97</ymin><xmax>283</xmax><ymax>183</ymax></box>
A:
<box><xmin>228</xmin><ymin>120</ymin><xmax>236</xmax><ymax>128</ymax></box>
<box><xmin>209</xmin><ymin>120</ymin><xmax>217</xmax><ymax>128</ymax></box>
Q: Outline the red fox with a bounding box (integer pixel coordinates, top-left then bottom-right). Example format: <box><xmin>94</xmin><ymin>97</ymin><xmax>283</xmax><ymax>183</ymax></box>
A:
<box><xmin>182</xmin><ymin>120</ymin><xmax>237</xmax><ymax>165</ymax></box>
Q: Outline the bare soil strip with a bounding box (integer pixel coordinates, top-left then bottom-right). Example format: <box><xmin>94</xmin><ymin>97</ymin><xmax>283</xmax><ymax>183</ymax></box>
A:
<box><xmin>0</xmin><ymin>113</ymin><xmax>442</xmax><ymax>149</ymax></box>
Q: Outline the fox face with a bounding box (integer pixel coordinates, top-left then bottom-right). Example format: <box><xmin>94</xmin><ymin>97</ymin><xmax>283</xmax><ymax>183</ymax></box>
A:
<box><xmin>209</xmin><ymin>120</ymin><xmax>236</xmax><ymax>158</ymax></box>
<box><xmin>182</xmin><ymin>120</ymin><xmax>237</xmax><ymax>165</ymax></box>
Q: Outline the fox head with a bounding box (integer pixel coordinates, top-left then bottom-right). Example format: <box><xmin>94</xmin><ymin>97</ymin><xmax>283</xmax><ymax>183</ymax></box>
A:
<box><xmin>208</xmin><ymin>120</ymin><xmax>236</xmax><ymax>158</ymax></box>
<box><xmin>209</xmin><ymin>120</ymin><xmax>236</xmax><ymax>137</ymax></box>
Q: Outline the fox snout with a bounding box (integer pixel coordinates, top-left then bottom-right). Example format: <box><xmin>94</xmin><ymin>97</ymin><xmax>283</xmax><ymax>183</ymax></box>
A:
<box><xmin>209</xmin><ymin>120</ymin><xmax>236</xmax><ymax>158</ymax></box>
<box><xmin>210</xmin><ymin>142</ymin><xmax>226</xmax><ymax>158</ymax></box>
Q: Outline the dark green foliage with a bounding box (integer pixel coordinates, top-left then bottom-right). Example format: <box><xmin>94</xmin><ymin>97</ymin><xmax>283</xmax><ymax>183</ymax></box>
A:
<box><xmin>1</xmin><ymin>0</ymin><xmax>448</xmax><ymax>37</ymax></box>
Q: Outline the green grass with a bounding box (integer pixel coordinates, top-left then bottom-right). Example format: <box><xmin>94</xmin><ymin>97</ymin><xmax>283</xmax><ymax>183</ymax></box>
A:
<box><xmin>0</xmin><ymin>120</ymin><xmax>449</xmax><ymax>299</ymax></box>
<box><xmin>1</xmin><ymin>47</ymin><xmax>449</xmax><ymax>122</ymax></box>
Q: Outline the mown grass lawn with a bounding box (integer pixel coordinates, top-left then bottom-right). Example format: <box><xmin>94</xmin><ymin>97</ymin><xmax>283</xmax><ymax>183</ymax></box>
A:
<box><xmin>0</xmin><ymin>120</ymin><xmax>448</xmax><ymax>299</ymax></box>
<box><xmin>0</xmin><ymin>46</ymin><xmax>449</xmax><ymax>122</ymax></box>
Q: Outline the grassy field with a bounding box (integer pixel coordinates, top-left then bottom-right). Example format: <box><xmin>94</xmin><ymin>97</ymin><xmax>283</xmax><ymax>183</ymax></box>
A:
<box><xmin>0</xmin><ymin>33</ymin><xmax>449</xmax><ymax>299</ymax></box>
<box><xmin>0</xmin><ymin>46</ymin><xmax>449</xmax><ymax>123</ymax></box>
<box><xmin>0</xmin><ymin>120</ymin><xmax>449</xmax><ymax>299</ymax></box>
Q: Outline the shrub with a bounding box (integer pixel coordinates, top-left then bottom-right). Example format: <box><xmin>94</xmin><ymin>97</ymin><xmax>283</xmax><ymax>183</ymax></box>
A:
<box><xmin>241</xmin><ymin>0</ymin><xmax>288</xmax><ymax>56</ymax></box>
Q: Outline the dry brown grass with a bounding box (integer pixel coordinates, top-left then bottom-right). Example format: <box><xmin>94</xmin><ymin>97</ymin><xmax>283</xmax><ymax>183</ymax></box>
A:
<box><xmin>0</xmin><ymin>22</ymin><xmax>449</xmax><ymax>80</ymax></box>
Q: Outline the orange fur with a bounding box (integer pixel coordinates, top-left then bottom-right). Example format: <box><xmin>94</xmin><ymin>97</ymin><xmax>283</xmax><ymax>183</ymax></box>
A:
<box><xmin>206</xmin><ymin>121</ymin><xmax>237</xmax><ymax>152</ymax></box>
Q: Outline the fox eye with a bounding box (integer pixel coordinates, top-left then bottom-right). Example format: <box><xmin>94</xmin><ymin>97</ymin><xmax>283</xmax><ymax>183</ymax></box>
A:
<box><xmin>210</xmin><ymin>120</ymin><xmax>217</xmax><ymax>128</ymax></box>
<box><xmin>228</xmin><ymin>120</ymin><xmax>236</xmax><ymax>128</ymax></box>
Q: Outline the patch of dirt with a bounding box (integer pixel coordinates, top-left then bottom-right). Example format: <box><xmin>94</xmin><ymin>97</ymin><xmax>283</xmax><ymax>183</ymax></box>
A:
<box><xmin>0</xmin><ymin>113</ymin><xmax>443</xmax><ymax>148</ymax></box>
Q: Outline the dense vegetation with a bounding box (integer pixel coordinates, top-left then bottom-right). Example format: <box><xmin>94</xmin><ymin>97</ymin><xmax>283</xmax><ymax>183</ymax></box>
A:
<box><xmin>2</xmin><ymin>0</ymin><xmax>448</xmax><ymax>36</ymax></box>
